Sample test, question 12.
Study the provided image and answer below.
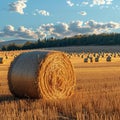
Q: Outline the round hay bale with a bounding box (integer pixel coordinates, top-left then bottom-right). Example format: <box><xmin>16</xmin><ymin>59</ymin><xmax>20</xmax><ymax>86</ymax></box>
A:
<box><xmin>84</xmin><ymin>58</ymin><xmax>88</xmax><ymax>63</ymax></box>
<box><xmin>81</xmin><ymin>54</ymin><xmax>84</xmax><ymax>58</ymax></box>
<box><xmin>106</xmin><ymin>56</ymin><xmax>111</xmax><ymax>62</ymax></box>
<box><xmin>89</xmin><ymin>57</ymin><xmax>93</xmax><ymax>62</ymax></box>
<box><xmin>8</xmin><ymin>50</ymin><xmax>76</xmax><ymax>100</ymax></box>
<box><xmin>95</xmin><ymin>57</ymin><xmax>99</xmax><ymax>62</ymax></box>
<box><xmin>0</xmin><ymin>57</ymin><xmax>3</xmax><ymax>64</ymax></box>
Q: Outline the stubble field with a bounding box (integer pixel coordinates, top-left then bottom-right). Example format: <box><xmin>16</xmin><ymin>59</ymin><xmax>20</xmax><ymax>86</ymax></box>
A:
<box><xmin>0</xmin><ymin>46</ymin><xmax>120</xmax><ymax>120</ymax></box>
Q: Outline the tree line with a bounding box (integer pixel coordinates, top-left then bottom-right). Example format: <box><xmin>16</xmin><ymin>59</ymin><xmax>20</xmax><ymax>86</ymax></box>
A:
<box><xmin>1</xmin><ymin>33</ymin><xmax>120</xmax><ymax>51</ymax></box>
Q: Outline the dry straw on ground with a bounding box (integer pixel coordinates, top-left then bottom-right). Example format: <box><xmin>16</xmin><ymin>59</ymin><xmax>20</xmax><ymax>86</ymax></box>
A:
<box><xmin>8</xmin><ymin>50</ymin><xmax>76</xmax><ymax>100</ymax></box>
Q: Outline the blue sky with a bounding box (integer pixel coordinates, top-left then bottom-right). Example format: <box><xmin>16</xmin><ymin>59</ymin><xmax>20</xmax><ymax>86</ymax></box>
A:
<box><xmin>0</xmin><ymin>0</ymin><xmax>120</xmax><ymax>41</ymax></box>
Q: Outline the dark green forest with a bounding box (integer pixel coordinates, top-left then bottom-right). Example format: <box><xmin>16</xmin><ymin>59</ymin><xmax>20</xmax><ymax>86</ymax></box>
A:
<box><xmin>1</xmin><ymin>33</ymin><xmax>120</xmax><ymax>51</ymax></box>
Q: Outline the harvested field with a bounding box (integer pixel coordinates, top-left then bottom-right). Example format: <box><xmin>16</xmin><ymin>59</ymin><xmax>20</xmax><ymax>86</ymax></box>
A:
<box><xmin>0</xmin><ymin>46</ymin><xmax>120</xmax><ymax>120</ymax></box>
<box><xmin>45</xmin><ymin>46</ymin><xmax>120</xmax><ymax>53</ymax></box>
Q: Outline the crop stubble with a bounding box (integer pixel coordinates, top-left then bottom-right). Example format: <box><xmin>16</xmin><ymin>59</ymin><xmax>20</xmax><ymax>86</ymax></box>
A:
<box><xmin>0</xmin><ymin>46</ymin><xmax>120</xmax><ymax>120</ymax></box>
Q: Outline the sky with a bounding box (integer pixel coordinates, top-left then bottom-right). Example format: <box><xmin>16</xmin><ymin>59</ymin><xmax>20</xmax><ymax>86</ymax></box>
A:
<box><xmin>0</xmin><ymin>0</ymin><xmax>120</xmax><ymax>41</ymax></box>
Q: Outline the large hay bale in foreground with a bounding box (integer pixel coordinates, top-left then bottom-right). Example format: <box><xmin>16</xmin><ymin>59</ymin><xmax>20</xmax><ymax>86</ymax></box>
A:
<box><xmin>8</xmin><ymin>50</ymin><xmax>76</xmax><ymax>100</ymax></box>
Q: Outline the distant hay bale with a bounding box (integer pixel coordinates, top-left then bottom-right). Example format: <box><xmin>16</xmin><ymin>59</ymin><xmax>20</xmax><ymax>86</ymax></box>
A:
<box><xmin>89</xmin><ymin>57</ymin><xmax>93</xmax><ymax>62</ymax></box>
<box><xmin>93</xmin><ymin>53</ymin><xmax>96</xmax><ymax>57</ymax></box>
<box><xmin>81</xmin><ymin>54</ymin><xmax>84</xmax><ymax>58</ymax></box>
<box><xmin>101</xmin><ymin>53</ymin><xmax>105</xmax><ymax>58</ymax></box>
<box><xmin>84</xmin><ymin>58</ymin><xmax>88</xmax><ymax>63</ymax></box>
<box><xmin>106</xmin><ymin>56</ymin><xmax>111</xmax><ymax>62</ymax></box>
<box><xmin>8</xmin><ymin>50</ymin><xmax>76</xmax><ymax>100</ymax></box>
<box><xmin>77</xmin><ymin>54</ymin><xmax>80</xmax><ymax>57</ymax></box>
<box><xmin>113</xmin><ymin>53</ymin><xmax>117</xmax><ymax>58</ymax></box>
<box><xmin>0</xmin><ymin>57</ymin><xmax>3</xmax><ymax>64</ymax></box>
<box><xmin>95</xmin><ymin>57</ymin><xmax>99</xmax><ymax>62</ymax></box>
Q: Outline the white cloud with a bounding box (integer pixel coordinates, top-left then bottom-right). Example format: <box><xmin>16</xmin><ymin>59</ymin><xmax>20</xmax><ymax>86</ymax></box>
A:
<box><xmin>79</xmin><ymin>11</ymin><xmax>87</xmax><ymax>16</ymax></box>
<box><xmin>69</xmin><ymin>21</ymin><xmax>92</xmax><ymax>35</ymax></box>
<box><xmin>4</xmin><ymin>25</ymin><xmax>15</xmax><ymax>32</ymax></box>
<box><xmin>54</xmin><ymin>23</ymin><xmax>69</xmax><ymax>33</ymax></box>
<box><xmin>38</xmin><ymin>20</ymin><xmax>120</xmax><ymax>38</ymax></box>
<box><xmin>36</xmin><ymin>31</ymin><xmax>47</xmax><ymax>39</ymax></box>
<box><xmin>52</xmin><ymin>23</ymin><xmax>69</xmax><ymax>37</ymax></box>
<box><xmin>0</xmin><ymin>20</ymin><xmax>120</xmax><ymax>40</ymax></box>
<box><xmin>17</xmin><ymin>26</ymin><xmax>38</xmax><ymax>39</ymax></box>
<box><xmin>93</xmin><ymin>0</ymin><xmax>105</xmax><ymax>5</ymax></box>
<box><xmin>106</xmin><ymin>0</ymin><xmax>113</xmax><ymax>5</ymax></box>
<box><xmin>85</xmin><ymin>20</ymin><xmax>120</xmax><ymax>33</ymax></box>
<box><xmin>90</xmin><ymin>4</ymin><xmax>94</xmax><ymax>7</ymax></box>
<box><xmin>69</xmin><ymin>21</ymin><xmax>83</xmax><ymax>32</ymax></box>
<box><xmin>9</xmin><ymin>0</ymin><xmax>27</xmax><ymax>14</ymax></box>
<box><xmin>3</xmin><ymin>25</ymin><xmax>15</xmax><ymax>36</ymax></box>
<box><xmin>0</xmin><ymin>25</ymin><xmax>38</xmax><ymax>39</ymax></box>
<box><xmin>38</xmin><ymin>23</ymin><xmax>54</xmax><ymax>32</ymax></box>
<box><xmin>35</xmin><ymin>9</ymin><xmax>50</xmax><ymax>16</ymax></box>
<box><xmin>66</xmin><ymin>0</ymin><xmax>74</xmax><ymax>7</ymax></box>
<box><xmin>82</xmin><ymin>2</ymin><xmax>89</xmax><ymax>5</ymax></box>
<box><xmin>91</xmin><ymin>0</ymin><xmax>113</xmax><ymax>6</ymax></box>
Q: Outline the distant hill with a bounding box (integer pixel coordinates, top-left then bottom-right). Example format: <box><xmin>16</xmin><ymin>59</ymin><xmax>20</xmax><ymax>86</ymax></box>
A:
<box><xmin>0</xmin><ymin>39</ymin><xmax>36</xmax><ymax>48</ymax></box>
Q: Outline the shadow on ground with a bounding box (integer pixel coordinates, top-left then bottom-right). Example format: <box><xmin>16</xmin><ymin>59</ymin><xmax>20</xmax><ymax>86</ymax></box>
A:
<box><xmin>0</xmin><ymin>95</ymin><xmax>19</xmax><ymax>103</ymax></box>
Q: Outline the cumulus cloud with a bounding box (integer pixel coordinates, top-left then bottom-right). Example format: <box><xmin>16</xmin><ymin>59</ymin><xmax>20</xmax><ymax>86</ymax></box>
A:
<box><xmin>91</xmin><ymin>0</ymin><xmax>113</xmax><ymax>6</ymax></box>
<box><xmin>93</xmin><ymin>0</ymin><xmax>105</xmax><ymax>5</ymax></box>
<box><xmin>36</xmin><ymin>31</ymin><xmax>47</xmax><ymax>39</ymax></box>
<box><xmin>82</xmin><ymin>2</ymin><xmax>89</xmax><ymax>5</ymax></box>
<box><xmin>106</xmin><ymin>0</ymin><xmax>113</xmax><ymax>5</ymax></box>
<box><xmin>85</xmin><ymin>20</ymin><xmax>120</xmax><ymax>34</ymax></box>
<box><xmin>79</xmin><ymin>11</ymin><xmax>87</xmax><ymax>16</ymax></box>
<box><xmin>85</xmin><ymin>20</ymin><xmax>120</xmax><ymax>29</ymax></box>
<box><xmin>0</xmin><ymin>20</ymin><xmax>120</xmax><ymax>40</ymax></box>
<box><xmin>69</xmin><ymin>21</ymin><xmax>83</xmax><ymax>32</ymax></box>
<box><xmin>52</xmin><ymin>23</ymin><xmax>69</xmax><ymax>37</ymax></box>
<box><xmin>38</xmin><ymin>20</ymin><xmax>120</xmax><ymax>38</ymax></box>
<box><xmin>0</xmin><ymin>25</ymin><xmax>38</xmax><ymax>39</ymax></box>
<box><xmin>38</xmin><ymin>23</ymin><xmax>54</xmax><ymax>33</ymax></box>
<box><xmin>9</xmin><ymin>0</ymin><xmax>27</xmax><ymax>14</ymax></box>
<box><xmin>66</xmin><ymin>0</ymin><xmax>74</xmax><ymax>7</ymax></box>
<box><xmin>34</xmin><ymin>9</ymin><xmax>50</xmax><ymax>16</ymax></box>
<box><xmin>37</xmin><ymin>23</ymin><xmax>69</xmax><ymax>38</ymax></box>
<box><xmin>68</xmin><ymin>21</ymin><xmax>93</xmax><ymax>35</ymax></box>
<box><xmin>16</xmin><ymin>26</ymin><xmax>38</xmax><ymax>39</ymax></box>
<box><xmin>1</xmin><ymin>25</ymin><xmax>14</xmax><ymax>36</ymax></box>
<box><xmin>4</xmin><ymin>25</ymin><xmax>15</xmax><ymax>32</ymax></box>
<box><xmin>53</xmin><ymin>23</ymin><xmax>69</xmax><ymax>33</ymax></box>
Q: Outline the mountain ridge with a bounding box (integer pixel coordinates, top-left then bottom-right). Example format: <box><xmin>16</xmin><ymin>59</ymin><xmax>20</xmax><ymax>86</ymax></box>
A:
<box><xmin>0</xmin><ymin>39</ymin><xmax>36</xmax><ymax>48</ymax></box>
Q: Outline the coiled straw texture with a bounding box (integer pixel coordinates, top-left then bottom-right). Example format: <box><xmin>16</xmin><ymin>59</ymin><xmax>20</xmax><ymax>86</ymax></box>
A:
<box><xmin>8</xmin><ymin>50</ymin><xmax>76</xmax><ymax>100</ymax></box>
